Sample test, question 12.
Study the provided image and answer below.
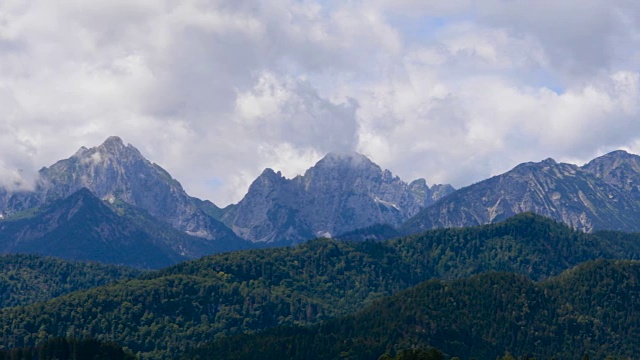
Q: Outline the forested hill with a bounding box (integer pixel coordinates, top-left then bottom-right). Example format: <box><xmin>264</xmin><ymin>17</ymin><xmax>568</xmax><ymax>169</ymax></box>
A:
<box><xmin>1</xmin><ymin>213</ymin><xmax>640</xmax><ymax>358</ymax></box>
<box><xmin>188</xmin><ymin>259</ymin><xmax>640</xmax><ymax>360</ymax></box>
<box><xmin>0</xmin><ymin>254</ymin><xmax>142</xmax><ymax>309</ymax></box>
<box><xmin>155</xmin><ymin>212</ymin><xmax>640</xmax><ymax>282</ymax></box>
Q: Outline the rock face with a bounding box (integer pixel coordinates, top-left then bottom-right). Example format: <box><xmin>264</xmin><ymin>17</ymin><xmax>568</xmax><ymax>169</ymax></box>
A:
<box><xmin>0</xmin><ymin>137</ymin><xmax>252</xmax><ymax>267</ymax></box>
<box><xmin>222</xmin><ymin>152</ymin><xmax>455</xmax><ymax>244</ymax></box>
<box><xmin>0</xmin><ymin>137</ymin><xmax>240</xmax><ymax>244</ymax></box>
<box><xmin>402</xmin><ymin>151</ymin><xmax>640</xmax><ymax>234</ymax></box>
<box><xmin>11</xmin><ymin>136</ymin><xmax>640</xmax><ymax>253</ymax></box>
<box><xmin>582</xmin><ymin>150</ymin><xmax>640</xmax><ymax>195</ymax></box>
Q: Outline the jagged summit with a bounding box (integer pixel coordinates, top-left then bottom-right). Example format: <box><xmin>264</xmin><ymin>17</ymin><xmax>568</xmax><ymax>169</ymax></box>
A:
<box><xmin>304</xmin><ymin>152</ymin><xmax>380</xmax><ymax>181</ymax></box>
<box><xmin>38</xmin><ymin>136</ymin><xmax>159</xmax><ymax>204</ymax></box>
<box><xmin>514</xmin><ymin>157</ymin><xmax>560</xmax><ymax>170</ymax></box>
<box><xmin>402</xmin><ymin>149</ymin><xmax>640</xmax><ymax>234</ymax></box>
<box><xmin>97</xmin><ymin>136</ymin><xmax>131</xmax><ymax>154</ymax></box>
<box><xmin>583</xmin><ymin>149</ymin><xmax>640</xmax><ymax>168</ymax></box>
<box><xmin>102</xmin><ymin>135</ymin><xmax>125</xmax><ymax>146</ymax></box>
<box><xmin>259</xmin><ymin>168</ymin><xmax>284</xmax><ymax>178</ymax></box>
<box><xmin>98</xmin><ymin>136</ymin><xmax>125</xmax><ymax>149</ymax></box>
<box><xmin>316</xmin><ymin>151</ymin><xmax>374</xmax><ymax>166</ymax></box>
<box><xmin>71</xmin><ymin>136</ymin><xmax>144</xmax><ymax>162</ymax></box>
<box><xmin>2</xmin><ymin>136</ymin><xmax>244</xmax><ymax>245</ymax></box>
<box><xmin>305</xmin><ymin>152</ymin><xmax>386</xmax><ymax>182</ymax></box>
<box><xmin>583</xmin><ymin>149</ymin><xmax>640</xmax><ymax>192</ymax></box>
<box><xmin>222</xmin><ymin>151</ymin><xmax>455</xmax><ymax>244</ymax></box>
<box><xmin>598</xmin><ymin>149</ymin><xmax>633</xmax><ymax>157</ymax></box>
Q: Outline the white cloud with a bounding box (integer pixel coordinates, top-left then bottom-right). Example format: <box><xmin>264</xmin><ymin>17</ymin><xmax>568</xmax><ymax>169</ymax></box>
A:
<box><xmin>1</xmin><ymin>0</ymin><xmax>640</xmax><ymax>205</ymax></box>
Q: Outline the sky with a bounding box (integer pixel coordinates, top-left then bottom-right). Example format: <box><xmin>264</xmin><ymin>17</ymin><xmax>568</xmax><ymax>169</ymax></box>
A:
<box><xmin>2</xmin><ymin>0</ymin><xmax>640</xmax><ymax>206</ymax></box>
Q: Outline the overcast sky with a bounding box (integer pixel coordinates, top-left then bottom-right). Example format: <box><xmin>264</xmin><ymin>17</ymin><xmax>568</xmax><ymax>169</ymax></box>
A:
<box><xmin>2</xmin><ymin>0</ymin><xmax>640</xmax><ymax>205</ymax></box>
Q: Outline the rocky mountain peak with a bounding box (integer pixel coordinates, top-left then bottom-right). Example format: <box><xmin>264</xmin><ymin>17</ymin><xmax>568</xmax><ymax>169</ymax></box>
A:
<box><xmin>95</xmin><ymin>136</ymin><xmax>144</xmax><ymax>161</ymax></box>
<box><xmin>245</xmin><ymin>168</ymin><xmax>289</xmax><ymax>197</ymax></box>
<box><xmin>222</xmin><ymin>151</ymin><xmax>455</xmax><ymax>244</ymax></box>
<box><xmin>601</xmin><ymin>149</ymin><xmax>633</xmax><ymax>158</ymax></box>
<box><xmin>66</xmin><ymin>137</ymin><xmax>145</xmax><ymax>174</ymax></box>
<box><xmin>0</xmin><ymin>136</ymin><xmax>244</xmax><ymax>243</ymax></box>
<box><xmin>510</xmin><ymin>158</ymin><xmax>581</xmax><ymax>180</ymax></box>
<box><xmin>583</xmin><ymin>150</ymin><xmax>640</xmax><ymax>192</ymax></box>
<box><xmin>302</xmin><ymin>152</ymin><xmax>383</xmax><ymax>189</ymax></box>
<box><xmin>38</xmin><ymin>137</ymin><xmax>153</xmax><ymax>202</ymax></box>
<box><xmin>312</xmin><ymin>151</ymin><xmax>378</xmax><ymax>171</ymax></box>
<box><xmin>258</xmin><ymin>168</ymin><xmax>284</xmax><ymax>180</ymax></box>
<box><xmin>101</xmin><ymin>135</ymin><xmax>125</xmax><ymax>148</ymax></box>
<box><xmin>408</xmin><ymin>178</ymin><xmax>429</xmax><ymax>198</ymax></box>
<box><xmin>409</xmin><ymin>178</ymin><xmax>428</xmax><ymax>187</ymax></box>
<box><xmin>583</xmin><ymin>150</ymin><xmax>640</xmax><ymax>172</ymax></box>
<box><xmin>541</xmin><ymin>157</ymin><xmax>557</xmax><ymax>165</ymax></box>
<box><xmin>402</xmin><ymin>149</ymin><xmax>640</xmax><ymax>235</ymax></box>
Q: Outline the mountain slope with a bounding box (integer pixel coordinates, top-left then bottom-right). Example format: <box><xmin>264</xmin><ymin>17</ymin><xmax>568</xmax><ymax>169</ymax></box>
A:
<box><xmin>0</xmin><ymin>137</ymin><xmax>243</xmax><ymax>248</ymax></box>
<box><xmin>1</xmin><ymin>214</ymin><xmax>640</xmax><ymax>358</ymax></box>
<box><xmin>582</xmin><ymin>149</ymin><xmax>640</xmax><ymax>194</ymax></box>
<box><xmin>192</xmin><ymin>260</ymin><xmax>640</xmax><ymax>360</ymax></box>
<box><xmin>402</xmin><ymin>153</ymin><xmax>640</xmax><ymax>234</ymax></box>
<box><xmin>223</xmin><ymin>152</ymin><xmax>454</xmax><ymax>244</ymax></box>
<box><xmin>0</xmin><ymin>189</ymin><xmax>246</xmax><ymax>268</ymax></box>
<box><xmin>0</xmin><ymin>254</ymin><xmax>141</xmax><ymax>309</ymax></box>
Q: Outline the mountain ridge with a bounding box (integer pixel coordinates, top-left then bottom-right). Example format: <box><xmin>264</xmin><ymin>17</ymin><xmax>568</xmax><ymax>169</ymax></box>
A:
<box><xmin>1</xmin><ymin>137</ymin><xmax>240</xmax><ymax>243</ymax></box>
<box><xmin>222</xmin><ymin>151</ymin><xmax>454</xmax><ymax>245</ymax></box>
<box><xmin>5</xmin><ymin>138</ymin><xmax>640</xmax><ymax>253</ymax></box>
<box><xmin>0</xmin><ymin>188</ymin><xmax>251</xmax><ymax>268</ymax></box>
<box><xmin>402</xmin><ymin>150</ymin><xmax>640</xmax><ymax>234</ymax></box>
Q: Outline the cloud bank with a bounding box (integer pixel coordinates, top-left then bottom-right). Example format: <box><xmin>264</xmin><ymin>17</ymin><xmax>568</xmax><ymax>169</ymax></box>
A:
<box><xmin>1</xmin><ymin>0</ymin><xmax>640</xmax><ymax>204</ymax></box>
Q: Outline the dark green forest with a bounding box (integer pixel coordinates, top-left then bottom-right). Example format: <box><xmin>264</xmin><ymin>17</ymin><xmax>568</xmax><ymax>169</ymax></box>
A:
<box><xmin>0</xmin><ymin>254</ymin><xmax>142</xmax><ymax>308</ymax></box>
<box><xmin>2</xmin><ymin>214</ymin><xmax>640</xmax><ymax>358</ymax></box>
<box><xmin>188</xmin><ymin>260</ymin><xmax>640</xmax><ymax>360</ymax></box>
<box><xmin>0</xmin><ymin>337</ymin><xmax>136</xmax><ymax>360</ymax></box>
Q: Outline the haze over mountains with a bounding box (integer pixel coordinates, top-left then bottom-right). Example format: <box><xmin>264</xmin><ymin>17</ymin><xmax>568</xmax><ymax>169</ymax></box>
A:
<box><xmin>3</xmin><ymin>136</ymin><xmax>640</xmax><ymax>267</ymax></box>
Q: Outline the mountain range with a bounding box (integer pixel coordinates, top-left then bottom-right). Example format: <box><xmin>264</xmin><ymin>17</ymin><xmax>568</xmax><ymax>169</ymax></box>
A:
<box><xmin>0</xmin><ymin>189</ymin><xmax>250</xmax><ymax>268</ymax></box>
<box><xmin>1</xmin><ymin>136</ymin><xmax>239</xmax><ymax>241</ymax></box>
<box><xmin>221</xmin><ymin>152</ymin><xmax>453</xmax><ymax>244</ymax></box>
<box><xmin>3</xmin><ymin>136</ymin><xmax>640</xmax><ymax>267</ymax></box>
<box><xmin>402</xmin><ymin>150</ymin><xmax>640</xmax><ymax>234</ymax></box>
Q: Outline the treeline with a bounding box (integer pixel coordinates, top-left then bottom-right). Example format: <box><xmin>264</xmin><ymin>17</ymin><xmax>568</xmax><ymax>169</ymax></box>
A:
<box><xmin>0</xmin><ymin>337</ymin><xmax>136</xmax><ymax>360</ymax></box>
<box><xmin>186</xmin><ymin>260</ymin><xmax>640</xmax><ymax>360</ymax></box>
<box><xmin>0</xmin><ymin>254</ymin><xmax>142</xmax><ymax>308</ymax></box>
<box><xmin>1</xmin><ymin>214</ymin><xmax>640</xmax><ymax>358</ymax></box>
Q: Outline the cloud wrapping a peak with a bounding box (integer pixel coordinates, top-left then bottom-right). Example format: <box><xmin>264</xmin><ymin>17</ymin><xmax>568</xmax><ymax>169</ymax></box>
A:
<box><xmin>1</xmin><ymin>0</ymin><xmax>640</xmax><ymax>205</ymax></box>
